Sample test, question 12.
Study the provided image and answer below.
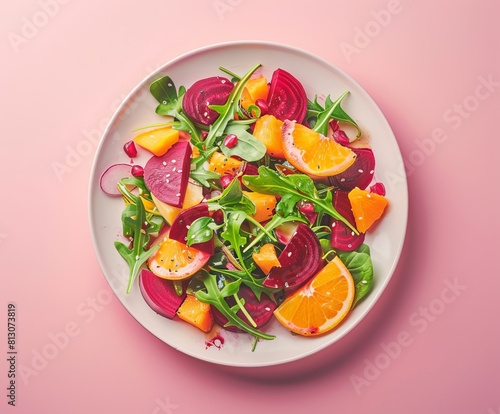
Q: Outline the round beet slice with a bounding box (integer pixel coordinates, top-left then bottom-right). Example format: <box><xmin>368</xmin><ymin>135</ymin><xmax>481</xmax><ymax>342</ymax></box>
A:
<box><xmin>266</xmin><ymin>68</ymin><xmax>307</xmax><ymax>123</ymax></box>
<box><xmin>182</xmin><ymin>76</ymin><xmax>233</xmax><ymax>126</ymax></box>
<box><xmin>263</xmin><ymin>223</ymin><xmax>323</xmax><ymax>289</ymax></box>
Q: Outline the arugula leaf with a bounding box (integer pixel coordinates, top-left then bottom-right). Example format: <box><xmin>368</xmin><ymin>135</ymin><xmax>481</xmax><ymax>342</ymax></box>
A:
<box><xmin>149</xmin><ymin>75</ymin><xmax>202</xmax><ymax>144</ymax></box>
<box><xmin>150</xmin><ymin>76</ymin><xmax>179</xmax><ymax>112</ymax></box>
<box><xmin>204</xmin><ymin>63</ymin><xmax>262</xmax><ymax>149</ymax></box>
<box><xmin>190</xmin><ymin>146</ymin><xmax>220</xmax><ymax>188</ymax></box>
<box><xmin>243</xmin><ymin>166</ymin><xmax>358</xmax><ymax>234</ymax></box>
<box><xmin>207</xmin><ymin>177</ymin><xmax>256</xmax><ymax>216</ymax></box>
<box><xmin>220</xmin><ymin>211</ymin><xmax>248</xmax><ymax>268</ymax></box>
<box><xmin>211</xmin><ymin>267</ymin><xmax>276</xmax><ymax>302</ymax></box>
<box><xmin>195</xmin><ymin>273</ymin><xmax>275</xmax><ymax>341</ymax></box>
<box><xmin>307</xmin><ymin>92</ymin><xmax>361</xmax><ymax>137</ymax></box>
<box><xmin>219</xmin><ymin>123</ymin><xmax>266</xmax><ymax>162</ymax></box>
<box><xmin>114</xmin><ymin>188</ymin><xmax>160</xmax><ymax>294</ymax></box>
<box><xmin>338</xmin><ymin>245</ymin><xmax>373</xmax><ymax>306</ymax></box>
<box><xmin>242</xmin><ymin>213</ymin><xmax>308</xmax><ymax>253</ymax></box>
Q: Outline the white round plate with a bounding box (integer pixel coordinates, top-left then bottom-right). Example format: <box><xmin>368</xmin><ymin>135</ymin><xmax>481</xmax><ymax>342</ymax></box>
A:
<box><xmin>88</xmin><ymin>41</ymin><xmax>408</xmax><ymax>367</ymax></box>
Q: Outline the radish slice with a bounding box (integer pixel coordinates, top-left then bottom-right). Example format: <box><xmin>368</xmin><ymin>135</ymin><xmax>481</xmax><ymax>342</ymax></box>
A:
<box><xmin>139</xmin><ymin>269</ymin><xmax>186</xmax><ymax>319</ymax></box>
<box><xmin>99</xmin><ymin>163</ymin><xmax>133</xmax><ymax>196</ymax></box>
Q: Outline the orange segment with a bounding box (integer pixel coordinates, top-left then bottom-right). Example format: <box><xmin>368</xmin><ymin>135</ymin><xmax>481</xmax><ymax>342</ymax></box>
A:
<box><xmin>273</xmin><ymin>256</ymin><xmax>355</xmax><ymax>336</ymax></box>
<box><xmin>148</xmin><ymin>238</ymin><xmax>209</xmax><ymax>280</ymax></box>
<box><xmin>253</xmin><ymin>115</ymin><xmax>285</xmax><ymax>159</ymax></box>
<box><xmin>282</xmin><ymin>120</ymin><xmax>356</xmax><ymax>176</ymax></box>
<box><xmin>177</xmin><ymin>295</ymin><xmax>214</xmax><ymax>333</ymax></box>
<box><xmin>242</xmin><ymin>191</ymin><xmax>276</xmax><ymax>222</ymax></box>
<box><xmin>133</xmin><ymin>126</ymin><xmax>180</xmax><ymax>156</ymax></box>
<box><xmin>240</xmin><ymin>76</ymin><xmax>269</xmax><ymax>110</ymax></box>
<box><xmin>252</xmin><ymin>243</ymin><xmax>281</xmax><ymax>274</ymax></box>
<box><xmin>207</xmin><ymin>151</ymin><xmax>242</xmax><ymax>175</ymax></box>
<box><xmin>348</xmin><ymin>187</ymin><xmax>388</xmax><ymax>233</ymax></box>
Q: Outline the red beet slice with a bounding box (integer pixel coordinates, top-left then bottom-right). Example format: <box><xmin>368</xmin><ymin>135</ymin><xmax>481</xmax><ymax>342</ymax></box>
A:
<box><xmin>139</xmin><ymin>269</ymin><xmax>186</xmax><ymax>319</ymax></box>
<box><xmin>169</xmin><ymin>203</ymin><xmax>214</xmax><ymax>255</ymax></box>
<box><xmin>266</xmin><ymin>68</ymin><xmax>307</xmax><ymax>123</ymax></box>
<box><xmin>331</xmin><ymin>190</ymin><xmax>365</xmax><ymax>251</ymax></box>
<box><xmin>212</xmin><ymin>285</ymin><xmax>276</xmax><ymax>332</ymax></box>
<box><xmin>263</xmin><ymin>223</ymin><xmax>323</xmax><ymax>289</ymax></box>
<box><xmin>143</xmin><ymin>141</ymin><xmax>192</xmax><ymax>208</ymax></box>
<box><xmin>182</xmin><ymin>76</ymin><xmax>234</xmax><ymax>126</ymax></box>
<box><xmin>329</xmin><ymin>147</ymin><xmax>375</xmax><ymax>191</ymax></box>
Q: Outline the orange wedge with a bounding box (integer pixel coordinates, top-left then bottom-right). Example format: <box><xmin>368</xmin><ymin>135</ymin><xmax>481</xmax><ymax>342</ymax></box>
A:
<box><xmin>348</xmin><ymin>187</ymin><xmax>388</xmax><ymax>233</ymax></box>
<box><xmin>148</xmin><ymin>238</ymin><xmax>209</xmax><ymax>280</ymax></box>
<box><xmin>282</xmin><ymin>120</ymin><xmax>356</xmax><ymax>176</ymax></box>
<box><xmin>273</xmin><ymin>256</ymin><xmax>355</xmax><ymax>336</ymax></box>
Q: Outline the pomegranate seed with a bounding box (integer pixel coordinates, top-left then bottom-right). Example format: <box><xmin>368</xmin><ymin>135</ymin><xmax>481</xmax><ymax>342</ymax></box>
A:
<box><xmin>223</xmin><ymin>134</ymin><xmax>238</xmax><ymax>148</ymax></box>
<box><xmin>220</xmin><ymin>174</ymin><xmax>234</xmax><ymax>189</ymax></box>
<box><xmin>211</xmin><ymin>210</ymin><xmax>224</xmax><ymax>225</ymax></box>
<box><xmin>123</xmin><ymin>140</ymin><xmax>138</xmax><ymax>158</ymax></box>
<box><xmin>370</xmin><ymin>182</ymin><xmax>386</xmax><ymax>196</ymax></box>
<box><xmin>255</xmin><ymin>99</ymin><xmax>268</xmax><ymax>115</ymax></box>
<box><xmin>297</xmin><ymin>200</ymin><xmax>315</xmax><ymax>214</ymax></box>
<box><xmin>131</xmin><ymin>165</ymin><xmax>144</xmax><ymax>177</ymax></box>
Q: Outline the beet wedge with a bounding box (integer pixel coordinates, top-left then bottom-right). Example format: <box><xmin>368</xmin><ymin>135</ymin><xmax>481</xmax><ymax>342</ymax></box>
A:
<box><xmin>331</xmin><ymin>190</ymin><xmax>365</xmax><ymax>251</ymax></box>
<box><xmin>266</xmin><ymin>68</ymin><xmax>308</xmax><ymax>123</ymax></box>
<box><xmin>144</xmin><ymin>141</ymin><xmax>192</xmax><ymax>208</ymax></box>
<box><xmin>263</xmin><ymin>223</ymin><xmax>323</xmax><ymax>289</ymax></box>
<box><xmin>139</xmin><ymin>269</ymin><xmax>186</xmax><ymax>319</ymax></box>
<box><xmin>329</xmin><ymin>147</ymin><xmax>375</xmax><ymax>191</ymax></box>
<box><xmin>182</xmin><ymin>76</ymin><xmax>234</xmax><ymax>126</ymax></box>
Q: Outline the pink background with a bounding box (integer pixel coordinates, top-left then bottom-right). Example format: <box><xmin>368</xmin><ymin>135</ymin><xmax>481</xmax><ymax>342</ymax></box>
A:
<box><xmin>1</xmin><ymin>0</ymin><xmax>499</xmax><ymax>413</ymax></box>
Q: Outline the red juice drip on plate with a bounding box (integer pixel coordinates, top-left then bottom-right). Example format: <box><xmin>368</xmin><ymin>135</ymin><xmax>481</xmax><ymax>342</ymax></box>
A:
<box><xmin>205</xmin><ymin>333</ymin><xmax>225</xmax><ymax>350</ymax></box>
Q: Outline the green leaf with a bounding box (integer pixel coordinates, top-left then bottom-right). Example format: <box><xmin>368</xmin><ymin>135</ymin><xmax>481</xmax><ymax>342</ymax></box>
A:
<box><xmin>190</xmin><ymin>147</ymin><xmax>220</xmax><ymax>187</ymax></box>
<box><xmin>207</xmin><ymin>178</ymin><xmax>256</xmax><ymax>216</ymax></box>
<box><xmin>113</xmin><ymin>190</ymin><xmax>161</xmax><ymax>294</ymax></box>
<box><xmin>338</xmin><ymin>245</ymin><xmax>373</xmax><ymax>306</ymax></box>
<box><xmin>219</xmin><ymin>123</ymin><xmax>266</xmax><ymax>162</ymax></box>
<box><xmin>212</xmin><ymin>266</ymin><xmax>276</xmax><ymax>301</ymax></box>
<box><xmin>150</xmin><ymin>76</ymin><xmax>178</xmax><ymax>105</ymax></box>
<box><xmin>307</xmin><ymin>92</ymin><xmax>361</xmax><ymax>137</ymax></box>
<box><xmin>243</xmin><ymin>166</ymin><xmax>358</xmax><ymax>233</ymax></box>
<box><xmin>204</xmin><ymin>63</ymin><xmax>262</xmax><ymax>149</ymax></box>
<box><xmin>186</xmin><ymin>217</ymin><xmax>215</xmax><ymax>246</ymax></box>
<box><xmin>220</xmin><ymin>212</ymin><xmax>247</xmax><ymax>258</ymax></box>
<box><xmin>195</xmin><ymin>273</ymin><xmax>275</xmax><ymax>341</ymax></box>
<box><xmin>149</xmin><ymin>75</ymin><xmax>202</xmax><ymax>144</ymax></box>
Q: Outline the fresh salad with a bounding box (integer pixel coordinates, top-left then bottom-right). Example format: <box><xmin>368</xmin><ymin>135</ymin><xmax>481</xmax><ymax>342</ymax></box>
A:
<box><xmin>99</xmin><ymin>63</ymin><xmax>389</xmax><ymax>349</ymax></box>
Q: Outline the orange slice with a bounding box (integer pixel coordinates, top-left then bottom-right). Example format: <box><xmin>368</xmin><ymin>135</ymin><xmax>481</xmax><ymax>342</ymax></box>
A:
<box><xmin>282</xmin><ymin>120</ymin><xmax>356</xmax><ymax>176</ymax></box>
<box><xmin>273</xmin><ymin>256</ymin><xmax>355</xmax><ymax>336</ymax></box>
<box><xmin>148</xmin><ymin>238</ymin><xmax>209</xmax><ymax>280</ymax></box>
<box><xmin>348</xmin><ymin>187</ymin><xmax>388</xmax><ymax>233</ymax></box>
